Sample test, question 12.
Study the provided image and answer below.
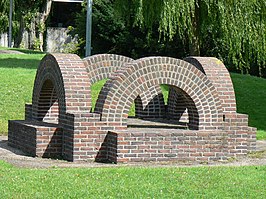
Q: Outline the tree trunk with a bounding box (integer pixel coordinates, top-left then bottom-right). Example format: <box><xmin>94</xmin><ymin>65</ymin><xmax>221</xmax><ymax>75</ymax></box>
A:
<box><xmin>189</xmin><ymin>0</ymin><xmax>201</xmax><ymax>56</ymax></box>
<box><xmin>13</xmin><ymin>17</ymin><xmax>24</xmax><ymax>48</ymax></box>
<box><xmin>39</xmin><ymin>0</ymin><xmax>52</xmax><ymax>51</ymax></box>
<box><xmin>29</xmin><ymin>19</ymin><xmax>37</xmax><ymax>49</ymax></box>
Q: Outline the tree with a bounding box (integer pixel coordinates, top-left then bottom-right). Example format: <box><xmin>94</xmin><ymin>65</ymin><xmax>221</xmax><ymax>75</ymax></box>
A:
<box><xmin>0</xmin><ymin>0</ymin><xmax>9</xmax><ymax>33</ymax></box>
<box><xmin>72</xmin><ymin>0</ymin><xmax>188</xmax><ymax>58</ymax></box>
<box><xmin>115</xmin><ymin>0</ymin><xmax>266</xmax><ymax>76</ymax></box>
<box><xmin>14</xmin><ymin>0</ymin><xmax>52</xmax><ymax>50</ymax></box>
<box><xmin>0</xmin><ymin>0</ymin><xmax>52</xmax><ymax>50</ymax></box>
<box><xmin>38</xmin><ymin>0</ymin><xmax>52</xmax><ymax>51</ymax></box>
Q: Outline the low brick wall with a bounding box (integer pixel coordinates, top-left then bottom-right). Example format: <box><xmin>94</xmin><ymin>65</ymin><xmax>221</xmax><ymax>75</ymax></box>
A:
<box><xmin>94</xmin><ymin>127</ymin><xmax>256</xmax><ymax>163</ymax></box>
<box><xmin>8</xmin><ymin>120</ymin><xmax>62</xmax><ymax>159</ymax></box>
<box><xmin>116</xmin><ymin>129</ymin><xmax>228</xmax><ymax>163</ymax></box>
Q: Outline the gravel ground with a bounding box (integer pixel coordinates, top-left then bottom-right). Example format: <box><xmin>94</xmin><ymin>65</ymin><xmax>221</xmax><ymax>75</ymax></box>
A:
<box><xmin>1</xmin><ymin>136</ymin><xmax>266</xmax><ymax>169</ymax></box>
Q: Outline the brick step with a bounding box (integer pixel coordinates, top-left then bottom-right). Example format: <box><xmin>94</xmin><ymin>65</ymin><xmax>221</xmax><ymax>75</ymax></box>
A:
<box><xmin>127</xmin><ymin>118</ymin><xmax>188</xmax><ymax>129</ymax></box>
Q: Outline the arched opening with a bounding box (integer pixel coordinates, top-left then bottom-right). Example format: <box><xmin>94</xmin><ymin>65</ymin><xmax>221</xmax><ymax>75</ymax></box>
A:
<box><xmin>128</xmin><ymin>84</ymin><xmax>199</xmax><ymax>130</ymax></box>
<box><xmin>90</xmin><ymin>79</ymin><xmax>107</xmax><ymax>112</ymax></box>
<box><xmin>167</xmin><ymin>86</ymin><xmax>199</xmax><ymax>130</ymax></box>
<box><xmin>37</xmin><ymin>80</ymin><xmax>59</xmax><ymax>124</ymax></box>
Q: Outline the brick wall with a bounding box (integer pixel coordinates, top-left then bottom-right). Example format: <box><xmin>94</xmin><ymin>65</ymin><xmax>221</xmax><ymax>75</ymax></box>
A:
<box><xmin>8</xmin><ymin>120</ymin><xmax>62</xmax><ymax>158</ymax></box>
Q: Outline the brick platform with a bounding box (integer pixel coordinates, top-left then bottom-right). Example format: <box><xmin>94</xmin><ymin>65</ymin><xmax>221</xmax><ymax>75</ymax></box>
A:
<box><xmin>8</xmin><ymin>53</ymin><xmax>256</xmax><ymax>163</ymax></box>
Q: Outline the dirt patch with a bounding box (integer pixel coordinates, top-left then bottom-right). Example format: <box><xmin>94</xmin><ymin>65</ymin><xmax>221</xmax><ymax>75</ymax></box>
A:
<box><xmin>1</xmin><ymin>136</ymin><xmax>266</xmax><ymax>168</ymax></box>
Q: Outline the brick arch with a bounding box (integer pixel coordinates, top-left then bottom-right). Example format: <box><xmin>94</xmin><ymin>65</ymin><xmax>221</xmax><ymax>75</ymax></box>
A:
<box><xmin>83</xmin><ymin>54</ymin><xmax>165</xmax><ymax>118</ymax></box>
<box><xmin>32</xmin><ymin>54</ymin><xmax>91</xmax><ymax>123</ymax></box>
<box><xmin>184</xmin><ymin>57</ymin><xmax>236</xmax><ymax>113</ymax></box>
<box><xmin>83</xmin><ymin>54</ymin><xmax>134</xmax><ymax>84</ymax></box>
<box><xmin>95</xmin><ymin>57</ymin><xmax>224</xmax><ymax>130</ymax></box>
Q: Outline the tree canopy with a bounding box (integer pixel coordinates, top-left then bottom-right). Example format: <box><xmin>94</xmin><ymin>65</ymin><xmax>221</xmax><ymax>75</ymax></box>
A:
<box><xmin>115</xmin><ymin>0</ymin><xmax>266</xmax><ymax>76</ymax></box>
<box><xmin>0</xmin><ymin>0</ymin><xmax>265</xmax><ymax>76</ymax></box>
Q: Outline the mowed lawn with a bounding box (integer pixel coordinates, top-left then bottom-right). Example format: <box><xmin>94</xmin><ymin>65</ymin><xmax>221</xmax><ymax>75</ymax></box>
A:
<box><xmin>0</xmin><ymin>49</ymin><xmax>265</xmax><ymax>140</ymax></box>
<box><xmin>0</xmin><ymin>160</ymin><xmax>265</xmax><ymax>198</ymax></box>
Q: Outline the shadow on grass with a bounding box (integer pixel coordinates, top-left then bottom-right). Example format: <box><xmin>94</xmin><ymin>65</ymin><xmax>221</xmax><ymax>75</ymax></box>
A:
<box><xmin>12</xmin><ymin>48</ymin><xmax>45</xmax><ymax>55</ymax></box>
<box><xmin>0</xmin><ymin>58</ymin><xmax>42</xmax><ymax>69</ymax></box>
<box><xmin>0</xmin><ymin>47</ymin><xmax>45</xmax><ymax>55</ymax></box>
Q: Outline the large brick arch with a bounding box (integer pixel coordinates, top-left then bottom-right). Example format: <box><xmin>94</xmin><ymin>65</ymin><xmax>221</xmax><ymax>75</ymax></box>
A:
<box><xmin>83</xmin><ymin>54</ymin><xmax>165</xmax><ymax>118</ymax></box>
<box><xmin>95</xmin><ymin>57</ymin><xmax>224</xmax><ymax>130</ymax></box>
<box><xmin>32</xmin><ymin>54</ymin><xmax>91</xmax><ymax>122</ymax></box>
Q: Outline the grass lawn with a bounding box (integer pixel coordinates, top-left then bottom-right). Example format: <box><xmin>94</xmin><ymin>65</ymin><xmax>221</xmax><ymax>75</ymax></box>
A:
<box><xmin>0</xmin><ymin>53</ymin><xmax>44</xmax><ymax>134</ymax></box>
<box><xmin>231</xmin><ymin>73</ymin><xmax>266</xmax><ymax>139</ymax></box>
<box><xmin>0</xmin><ymin>48</ymin><xmax>265</xmax><ymax>140</ymax></box>
<box><xmin>0</xmin><ymin>160</ymin><xmax>265</xmax><ymax>198</ymax></box>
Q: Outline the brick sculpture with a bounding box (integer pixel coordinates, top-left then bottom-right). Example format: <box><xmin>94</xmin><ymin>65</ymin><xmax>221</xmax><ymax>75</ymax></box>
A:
<box><xmin>8</xmin><ymin>53</ymin><xmax>256</xmax><ymax>163</ymax></box>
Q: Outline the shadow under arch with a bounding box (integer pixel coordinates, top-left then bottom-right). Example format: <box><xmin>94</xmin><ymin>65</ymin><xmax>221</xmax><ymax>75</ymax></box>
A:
<box><xmin>167</xmin><ymin>86</ymin><xmax>199</xmax><ymax>130</ymax></box>
<box><xmin>37</xmin><ymin>79</ymin><xmax>59</xmax><ymax>124</ymax></box>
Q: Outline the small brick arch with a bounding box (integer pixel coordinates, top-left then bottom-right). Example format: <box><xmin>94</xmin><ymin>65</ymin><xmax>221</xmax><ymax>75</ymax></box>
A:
<box><xmin>135</xmin><ymin>85</ymin><xmax>165</xmax><ymax>118</ymax></box>
<box><xmin>32</xmin><ymin>54</ymin><xmax>91</xmax><ymax>121</ymax></box>
<box><xmin>37</xmin><ymin>79</ymin><xmax>59</xmax><ymax>124</ymax></box>
<box><xmin>167</xmin><ymin>86</ymin><xmax>199</xmax><ymax>128</ymax></box>
<box><xmin>184</xmin><ymin>57</ymin><xmax>237</xmax><ymax>113</ymax></box>
<box><xmin>83</xmin><ymin>54</ymin><xmax>134</xmax><ymax>84</ymax></box>
<box><xmin>96</xmin><ymin>57</ymin><xmax>223</xmax><ymax>130</ymax></box>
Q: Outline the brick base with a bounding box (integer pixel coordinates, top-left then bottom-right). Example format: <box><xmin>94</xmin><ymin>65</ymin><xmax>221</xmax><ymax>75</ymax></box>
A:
<box><xmin>95</xmin><ymin>128</ymin><xmax>257</xmax><ymax>163</ymax></box>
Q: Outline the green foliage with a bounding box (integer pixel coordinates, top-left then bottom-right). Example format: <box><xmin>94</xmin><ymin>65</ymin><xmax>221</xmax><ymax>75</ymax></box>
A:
<box><xmin>0</xmin><ymin>162</ymin><xmax>266</xmax><ymax>198</ymax></box>
<box><xmin>0</xmin><ymin>0</ymin><xmax>9</xmax><ymax>33</ymax></box>
<box><xmin>72</xmin><ymin>0</ymin><xmax>125</xmax><ymax>55</ymax></box>
<box><xmin>72</xmin><ymin>0</ymin><xmax>188</xmax><ymax>58</ymax></box>
<box><xmin>0</xmin><ymin>0</ymin><xmax>49</xmax><ymax>48</ymax></box>
<box><xmin>115</xmin><ymin>0</ymin><xmax>266</xmax><ymax>77</ymax></box>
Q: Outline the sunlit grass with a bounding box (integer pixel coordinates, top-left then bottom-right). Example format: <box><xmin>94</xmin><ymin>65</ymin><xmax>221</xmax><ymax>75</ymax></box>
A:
<box><xmin>0</xmin><ymin>160</ymin><xmax>265</xmax><ymax>198</ymax></box>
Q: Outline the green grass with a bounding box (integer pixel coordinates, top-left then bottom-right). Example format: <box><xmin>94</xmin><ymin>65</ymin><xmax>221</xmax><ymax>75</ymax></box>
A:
<box><xmin>231</xmin><ymin>73</ymin><xmax>266</xmax><ymax>139</ymax></box>
<box><xmin>0</xmin><ymin>49</ymin><xmax>265</xmax><ymax>140</ymax></box>
<box><xmin>0</xmin><ymin>46</ymin><xmax>44</xmax><ymax>55</ymax></box>
<box><xmin>0</xmin><ymin>160</ymin><xmax>265</xmax><ymax>198</ymax></box>
<box><xmin>0</xmin><ymin>52</ymin><xmax>45</xmax><ymax>134</ymax></box>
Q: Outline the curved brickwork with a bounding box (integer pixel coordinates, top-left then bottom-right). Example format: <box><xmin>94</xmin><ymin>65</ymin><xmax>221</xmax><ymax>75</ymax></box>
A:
<box><xmin>167</xmin><ymin>87</ymin><xmax>198</xmax><ymax>127</ymax></box>
<box><xmin>37</xmin><ymin>79</ymin><xmax>59</xmax><ymax>123</ymax></box>
<box><xmin>96</xmin><ymin>57</ymin><xmax>224</xmax><ymax>130</ymax></box>
<box><xmin>32</xmin><ymin>53</ymin><xmax>91</xmax><ymax>122</ymax></box>
<box><xmin>184</xmin><ymin>57</ymin><xmax>237</xmax><ymax>113</ymax></box>
<box><xmin>135</xmin><ymin>86</ymin><xmax>165</xmax><ymax>118</ymax></box>
<box><xmin>83</xmin><ymin>54</ymin><xmax>165</xmax><ymax>118</ymax></box>
<box><xmin>83</xmin><ymin>54</ymin><xmax>134</xmax><ymax>84</ymax></box>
